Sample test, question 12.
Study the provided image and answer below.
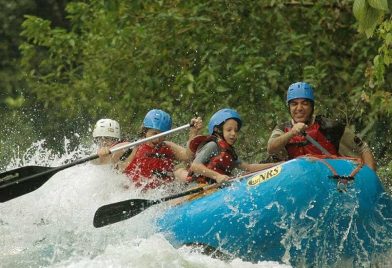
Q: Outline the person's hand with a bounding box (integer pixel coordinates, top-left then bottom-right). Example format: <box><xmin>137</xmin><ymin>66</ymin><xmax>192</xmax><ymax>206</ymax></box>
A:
<box><xmin>190</xmin><ymin>117</ymin><xmax>203</xmax><ymax>133</ymax></box>
<box><xmin>214</xmin><ymin>174</ymin><xmax>230</xmax><ymax>183</ymax></box>
<box><xmin>290</xmin><ymin>122</ymin><xmax>308</xmax><ymax>136</ymax></box>
<box><xmin>97</xmin><ymin>147</ymin><xmax>110</xmax><ymax>157</ymax></box>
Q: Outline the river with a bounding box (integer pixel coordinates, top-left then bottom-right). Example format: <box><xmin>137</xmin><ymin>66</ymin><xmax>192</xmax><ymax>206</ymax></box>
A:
<box><xmin>0</xmin><ymin>140</ymin><xmax>289</xmax><ymax>268</ymax></box>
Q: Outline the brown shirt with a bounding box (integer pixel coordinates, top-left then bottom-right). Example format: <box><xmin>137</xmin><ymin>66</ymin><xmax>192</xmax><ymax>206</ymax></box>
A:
<box><xmin>267</xmin><ymin>118</ymin><xmax>371</xmax><ymax>160</ymax></box>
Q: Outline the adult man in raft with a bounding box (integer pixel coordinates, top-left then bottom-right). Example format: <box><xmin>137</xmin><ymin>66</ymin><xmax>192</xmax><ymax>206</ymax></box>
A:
<box><xmin>267</xmin><ymin>81</ymin><xmax>376</xmax><ymax>171</ymax></box>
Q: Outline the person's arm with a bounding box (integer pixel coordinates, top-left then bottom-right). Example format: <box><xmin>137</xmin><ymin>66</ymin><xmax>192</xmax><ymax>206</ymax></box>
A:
<box><xmin>361</xmin><ymin>150</ymin><xmax>377</xmax><ymax>171</ymax></box>
<box><xmin>165</xmin><ymin>117</ymin><xmax>204</xmax><ymax>162</ymax></box>
<box><xmin>166</xmin><ymin>141</ymin><xmax>191</xmax><ymax>162</ymax></box>
<box><xmin>188</xmin><ymin>141</ymin><xmax>230</xmax><ymax>183</ymax></box>
<box><xmin>185</xmin><ymin>117</ymin><xmax>203</xmax><ymax>159</ymax></box>
<box><xmin>267</xmin><ymin>131</ymin><xmax>294</xmax><ymax>154</ymax></box>
<box><xmin>338</xmin><ymin>128</ymin><xmax>377</xmax><ymax>171</ymax></box>
<box><xmin>189</xmin><ymin>162</ymin><xmax>229</xmax><ymax>183</ymax></box>
<box><xmin>188</xmin><ymin>117</ymin><xmax>203</xmax><ymax>141</ymax></box>
<box><xmin>95</xmin><ymin>142</ymin><xmax>133</xmax><ymax>165</ymax></box>
<box><xmin>95</xmin><ymin>147</ymin><xmax>112</xmax><ymax>165</ymax></box>
<box><xmin>267</xmin><ymin>123</ymin><xmax>307</xmax><ymax>154</ymax></box>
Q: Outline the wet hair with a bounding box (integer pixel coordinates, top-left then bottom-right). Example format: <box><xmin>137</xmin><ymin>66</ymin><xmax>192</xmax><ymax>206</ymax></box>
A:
<box><xmin>212</xmin><ymin>121</ymin><xmax>231</xmax><ymax>144</ymax></box>
<box><xmin>137</xmin><ymin>126</ymin><xmax>164</xmax><ymax>140</ymax></box>
<box><xmin>211</xmin><ymin>121</ymin><xmax>223</xmax><ymax>136</ymax></box>
<box><xmin>138</xmin><ymin>125</ymin><xmax>149</xmax><ymax>138</ymax></box>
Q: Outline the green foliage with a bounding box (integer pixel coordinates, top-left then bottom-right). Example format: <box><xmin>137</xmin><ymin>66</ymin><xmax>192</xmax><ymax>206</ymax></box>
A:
<box><xmin>351</xmin><ymin>0</ymin><xmax>391</xmax><ymax>180</ymax></box>
<box><xmin>0</xmin><ymin>0</ymin><xmax>74</xmax><ymax>165</ymax></box>
<box><xmin>0</xmin><ymin>0</ymin><xmax>32</xmax><ymax>109</ymax></box>
<box><xmin>0</xmin><ymin>110</ymin><xmax>39</xmax><ymax>170</ymax></box>
<box><xmin>378</xmin><ymin>159</ymin><xmax>392</xmax><ymax>193</ymax></box>
<box><xmin>353</xmin><ymin>0</ymin><xmax>390</xmax><ymax>37</ymax></box>
<box><xmin>370</xmin><ymin>19</ymin><xmax>392</xmax><ymax>86</ymax></box>
<box><xmin>0</xmin><ymin>0</ymin><xmax>385</xmax><ymax>169</ymax></box>
<box><xmin>368</xmin><ymin>0</ymin><xmax>389</xmax><ymax>11</ymax></box>
<box><xmin>4</xmin><ymin>96</ymin><xmax>25</xmax><ymax>108</ymax></box>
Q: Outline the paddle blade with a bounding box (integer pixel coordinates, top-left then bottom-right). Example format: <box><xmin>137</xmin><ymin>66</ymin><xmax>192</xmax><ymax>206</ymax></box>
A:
<box><xmin>93</xmin><ymin>199</ymin><xmax>159</xmax><ymax>228</ymax></box>
<box><xmin>0</xmin><ymin>166</ymin><xmax>55</xmax><ymax>202</ymax></box>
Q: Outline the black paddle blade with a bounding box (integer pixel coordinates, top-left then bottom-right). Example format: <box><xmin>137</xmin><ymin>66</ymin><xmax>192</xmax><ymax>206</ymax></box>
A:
<box><xmin>0</xmin><ymin>166</ymin><xmax>55</xmax><ymax>202</ymax></box>
<box><xmin>93</xmin><ymin>199</ymin><xmax>159</xmax><ymax>228</ymax></box>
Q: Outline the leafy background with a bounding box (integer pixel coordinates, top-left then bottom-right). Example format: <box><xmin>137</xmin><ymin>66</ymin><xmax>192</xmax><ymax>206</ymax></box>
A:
<box><xmin>0</xmin><ymin>0</ymin><xmax>391</xmax><ymax>186</ymax></box>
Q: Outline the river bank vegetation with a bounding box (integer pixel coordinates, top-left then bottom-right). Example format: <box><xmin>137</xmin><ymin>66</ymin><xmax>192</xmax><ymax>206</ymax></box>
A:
<box><xmin>1</xmin><ymin>0</ymin><xmax>391</xmax><ymax>186</ymax></box>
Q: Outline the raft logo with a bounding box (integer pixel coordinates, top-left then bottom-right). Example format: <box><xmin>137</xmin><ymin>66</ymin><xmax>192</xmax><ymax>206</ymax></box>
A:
<box><xmin>247</xmin><ymin>165</ymin><xmax>282</xmax><ymax>187</ymax></box>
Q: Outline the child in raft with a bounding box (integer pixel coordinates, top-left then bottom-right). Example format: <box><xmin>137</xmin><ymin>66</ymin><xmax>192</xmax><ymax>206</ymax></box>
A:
<box><xmin>187</xmin><ymin>108</ymin><xmax>275</xmax><ymax>184</ymax></box>
<box><xmin>92</xmin><ymin>118</ymin><xmax>132</xmax><ymax>165</ymax></box>
<box><xmin>99</xmin><ymin>109</ymin><xmax>202</xmax><ymax>190</ymax></box>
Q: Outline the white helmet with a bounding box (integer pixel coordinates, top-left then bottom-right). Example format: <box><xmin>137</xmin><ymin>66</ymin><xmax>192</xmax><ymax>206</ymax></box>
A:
<box><xmin>93</xmin><ymin>119</ymin><xmax>121</xmax><ymax>139</ymax></box>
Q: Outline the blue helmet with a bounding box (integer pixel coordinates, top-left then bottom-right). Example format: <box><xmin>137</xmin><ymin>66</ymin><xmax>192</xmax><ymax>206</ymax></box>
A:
<box><xmin>208</xmin><ymin>108</ymin><xmax>242</xmax><ymax>134</ymax></box>
<box><xmin>286</xmin><ymin>82</ymin><xmax>314</xmax><ymax>103</ymax></box>
<box><xmin>143</xmin><ymin>109</ymin><xmax>172</xmax><ymax>132</ymax></box>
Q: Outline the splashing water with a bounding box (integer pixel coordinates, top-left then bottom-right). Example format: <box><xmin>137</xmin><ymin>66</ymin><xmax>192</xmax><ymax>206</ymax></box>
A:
<box><xmin>0</xmin><ymin>140</ymin><xmax>289</xmax><ymax>268</ymax></box>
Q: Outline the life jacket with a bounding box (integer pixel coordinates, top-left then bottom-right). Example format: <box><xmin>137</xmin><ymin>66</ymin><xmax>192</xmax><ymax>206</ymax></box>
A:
<box><xmin>187</xmin><ymin>135</ymin><xmax>238</xmax><ymax>184</ymax></box>
<box><xmin>109</xmin><ymin>140</ymin><xmax>134</xmax><ymax>161</ymax></box>
<box><xmin>114</xmin><ymin>139</ymin><xmax>137</xmax><ymax>161</ymax></box>
<box><xmin>124</xmin><ymin>142</ymin><xmax>175</xmax><ymax>190</ymax></box>
<box><xmin>282</xmin><ymin>115</ymin><xmax>345</xmax><ymax>159</ymax></box>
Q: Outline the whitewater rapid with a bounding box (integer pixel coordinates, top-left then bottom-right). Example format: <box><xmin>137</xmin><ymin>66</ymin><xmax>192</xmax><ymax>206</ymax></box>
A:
<box><xmin>0</xmin><ymin>140</ymin><xmax>289</xmax><ymax>268</ymax></box>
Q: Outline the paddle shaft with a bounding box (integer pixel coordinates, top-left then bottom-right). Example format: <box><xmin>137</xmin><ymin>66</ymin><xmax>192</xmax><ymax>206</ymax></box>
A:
<box><xmin>93</xmin><ymin>164</ymin><xmax>278</xmax><ymax>228</ymax></box>
<box><xmin>302</xmin><ymin>132</ymin><xmax>331</xmax><ymax>156</ymax></box>
<box><xmin>0</xmin><ymin>123</ymin><xmax>191</xmax><ymax>195</ymax></box>
<box><xmin>109</xmin><ymin>123</ymin><xmax>191</xmax><ymax>154</ymax></box>
<box><xmin>159</xmin><ymin>169</ymin><xmax>266</xmax><ymax>202</ymax></box>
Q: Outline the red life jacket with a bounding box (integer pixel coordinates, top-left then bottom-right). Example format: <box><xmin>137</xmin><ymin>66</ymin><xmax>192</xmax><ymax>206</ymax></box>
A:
<box><xmin>187</xmin><ymin>135</ymin><xmax>238</xmax><ymax>184</ymax></box>
<box><xmin>285</xmin><ymin>121</ymin><xmax>339</xmax><ymax>159</ymax></box>
<box><xmin>124</xmin><ymin>142</ymin><xmax>175</xmax><ymax>190</ymax></box>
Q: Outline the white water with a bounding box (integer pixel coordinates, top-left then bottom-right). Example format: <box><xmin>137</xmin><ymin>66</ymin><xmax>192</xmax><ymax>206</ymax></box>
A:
<box><xmin>0</xmin><ymin>140</ymin><xmax>290</xmax><ymax>268</ymax></box>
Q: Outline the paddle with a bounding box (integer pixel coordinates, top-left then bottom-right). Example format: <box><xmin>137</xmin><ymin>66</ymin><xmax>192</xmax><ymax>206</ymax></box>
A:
<box><xmin>0</xmin><ymin>123</ymin><xmax>192</xmax><ymax>203</ymax></box>
<box><xmin>302</xmin><ymin>132</ymin><xmax>332</xmax><ymax>156</ymax></box>
<box><xmin>93</xmin><ymin>166</ymin><xmax>277</xmax><ymax>228</ymax></box>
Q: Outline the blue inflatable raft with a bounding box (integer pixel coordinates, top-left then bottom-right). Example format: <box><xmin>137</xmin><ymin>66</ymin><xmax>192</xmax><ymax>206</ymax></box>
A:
<box><xmin>157</xmin><ymin>157</ymin><xmax>392</xmax><ymax>267</ymax></box>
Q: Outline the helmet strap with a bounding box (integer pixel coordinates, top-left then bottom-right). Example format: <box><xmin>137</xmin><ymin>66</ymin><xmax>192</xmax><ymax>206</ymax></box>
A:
<box><xmin>138</xmin><ymin>126</ymin><xmax>148</xmax><ymax>138</ymax></box>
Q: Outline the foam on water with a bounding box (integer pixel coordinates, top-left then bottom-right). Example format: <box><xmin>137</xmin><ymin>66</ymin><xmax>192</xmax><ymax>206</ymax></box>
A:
<box><xmin>0</xmin><ymin>140</ymin><xmax>289</xmax><ymax>268</ymax></box>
